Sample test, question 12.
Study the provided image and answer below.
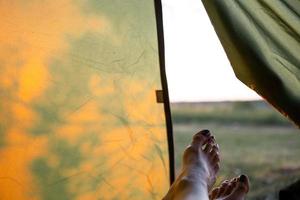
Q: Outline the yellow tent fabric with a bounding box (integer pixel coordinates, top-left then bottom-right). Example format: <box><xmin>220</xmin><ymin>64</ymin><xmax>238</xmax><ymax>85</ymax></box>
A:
<box><xmin>0</xmin><ymin>0</ymin><xmax>171</xmax><ymax>199</ymax></box>
<box><xmin>202</xmin><ymin>0</ymin><xmax>300</xmax><ymax>126</ymax></box>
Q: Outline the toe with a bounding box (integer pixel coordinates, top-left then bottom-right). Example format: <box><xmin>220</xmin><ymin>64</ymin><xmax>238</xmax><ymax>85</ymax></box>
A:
<box><xmin>224</xmin><ymin>183</ymin><xmax>234</xmax><ymax>196</ymax></box>
<box><xmin>216</xmin><ymin>186</ymin><xmax>226</xmax><ymax>198</ymax></box>
<box><xmin>191</xmin><ymin>129</ymin><xmax>211</xmax><ymax>148</ymax></box>
<box><xmin>211</xmin><ymin>144</ymin><xmax>219</xmax><ymax>154</ymax></box>
<box><xmin>217</xmin><ymin>182</ymin><xmax>228</xmax><ymax>197</ymax></box>
<box><xmin>230</xmin><ymin>178</ymin><xmax>238</xmax><ymax>188</ymax></box>
<box><xmin>221</xmin><ymin>180</ymin><xmax>229</xmax><ymax>187</ymax></box>
<box><xmin>211</xmin><ymin>156</ymin><xmax>220</xmax><ymax>175</ymax></box>
<box><xmin>237</xmin><ymin>174</ymin><xmax>250</xmax><ymax>193</ymax></box>
<box><xmin>231</xmin><ymin>177</ymin><xmax>238</xmax><ymax>183</ymax></box>
<box><xmin>213</xmin><ymin>163</ymin><xmax>220</xmax><ymax>173</ymax></box>
<box><xmin>210</xmin><ymin>187</ymin><xmax>220</xmax><ymax>200</ymax></box>
<box><xmin>223</xmin><ymin>175</ymin><xmax>250</xmax><ymax>200</ymax></box>
<box><xmin>209</xmin><ymin>145</ymin><xmax>219</xmax><ymax>160</ymax></box>
<box><xmin>229</xmin><ymin>179</ymin><xmax>237</xmax><ymax>190</ymax></box>
<box><xmin>198</xmin><ymin>129</ymin><xmax>211</xmax><ymax>137</ymax></box>
<box><xmin>209</xmin><ymin>145</ymin><xmax>220</xmax><ymax>170</ymax></box>
<box><xmin>193</xmin><ymin>130</ymin><xmax>211</xmax><ymax>141</ymax></box>
<box><xmin>211</xmin><ymin>153</ymin><xmax>220</xmax><ymax>164</ymax></box>
<box><xmin>203</xmin><ymin>141</ymin><xmax>214</xmax><ymax>153</ymax></box>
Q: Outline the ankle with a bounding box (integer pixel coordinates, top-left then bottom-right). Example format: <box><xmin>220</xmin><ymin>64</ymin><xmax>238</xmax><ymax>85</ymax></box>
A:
<box><xmin>177</xmin><ymin>175</ymin><xmax>208</xmax><ymax>190</ymax></box>
<box><xmin>181</xmin><ymin>166</ymin><xmax>209</xmax><ymax>183</ymax></box>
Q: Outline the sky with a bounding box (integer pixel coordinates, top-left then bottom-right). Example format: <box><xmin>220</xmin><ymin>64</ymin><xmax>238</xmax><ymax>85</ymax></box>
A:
<box><xmin>162</xmin><ymin>0</ymin><xmax>261</xmax><ymax>102</ymax></box>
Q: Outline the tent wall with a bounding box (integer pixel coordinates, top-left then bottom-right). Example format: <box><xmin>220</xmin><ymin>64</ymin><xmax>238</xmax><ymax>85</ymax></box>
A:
<box><xmin>0</xmin><ymin>0</ymin><xmax>172</xmax><ymax>199</ymax></box>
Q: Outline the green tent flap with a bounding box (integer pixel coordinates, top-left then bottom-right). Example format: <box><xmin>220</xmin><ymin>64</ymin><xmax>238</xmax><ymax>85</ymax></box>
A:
<box><xmin>202</xmin><ymin>0</ymin><xmax>300</xmax><ymax>127</ymax></box>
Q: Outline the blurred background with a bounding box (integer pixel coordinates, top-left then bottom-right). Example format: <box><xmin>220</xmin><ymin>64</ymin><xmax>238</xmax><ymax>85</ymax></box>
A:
<box><xmin>162</xmin><ymin>0</ymin><xmax>300</xmax><ymax>199</ymax></box>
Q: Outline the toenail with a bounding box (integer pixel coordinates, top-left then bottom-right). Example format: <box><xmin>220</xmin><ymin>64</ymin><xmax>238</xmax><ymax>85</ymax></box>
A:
<box><xmin>239</xmin><ymin>175</ymin><xmax>247</xmax><ymax>183</ymax></box>
<box><xmin>207</xmin><ymin>137</ymin><xmax>214</xmax><ymax>143</ymax></box>
<box><xmin>199</xmin><ymin>129</ymin><xmax>210</xmax><ymax>136</ymax></box>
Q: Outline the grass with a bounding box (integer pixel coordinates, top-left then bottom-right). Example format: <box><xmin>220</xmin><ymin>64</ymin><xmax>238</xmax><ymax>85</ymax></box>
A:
<box><xmin>171</xmin><ymin>101</ymin><xmax>300</xmax><ymax>200</ymax></box>
<box><xmin>171</xmin><ymin>101</ymin><xmax>293</xmax><ymax>126</ymax></box>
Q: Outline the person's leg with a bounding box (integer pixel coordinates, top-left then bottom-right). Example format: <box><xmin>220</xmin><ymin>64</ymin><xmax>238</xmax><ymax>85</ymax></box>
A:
<box><xmin>163</xmin><ymin>130</ymin><xmax>220</xmax><ymax>200</ymax></box>
<box><xmin>209</xmin><ymin>175</ymin><xmax>250</xmax><ymax>200</ymax></box>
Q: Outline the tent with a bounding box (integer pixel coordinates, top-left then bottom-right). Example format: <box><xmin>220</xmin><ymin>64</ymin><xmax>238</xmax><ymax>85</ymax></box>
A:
<box><xmin>202</xmin><ymin>0</ymin><xmax>300</xmax><ymax>126</ymax></box>
<box><xmin>0</xmin><ymin>0</ymin><xmax>173</xmax><ymax>199</ymax></box>
<box><xmin>0</xmin><ymin>0</ymin><xmax>299</xmax><ymax>199</ymax></box>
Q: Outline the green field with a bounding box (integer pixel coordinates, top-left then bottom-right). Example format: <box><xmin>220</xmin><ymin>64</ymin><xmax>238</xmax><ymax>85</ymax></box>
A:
<box><xmin>171</xmin><ymin>101</ymin><xmax>300</xmax><ymax>200</ymax></box>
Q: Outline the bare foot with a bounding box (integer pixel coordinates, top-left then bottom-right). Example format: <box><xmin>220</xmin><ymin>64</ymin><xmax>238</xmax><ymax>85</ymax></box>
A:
<box><xmin>163</xmin><ymin>130</ymin><xmax>220</xmax><ymax>200</ymax></box>
<box><xmin>209</xmin><ymin>175</ymin><xmax>250</xmax><ymax>200</ymax></box>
